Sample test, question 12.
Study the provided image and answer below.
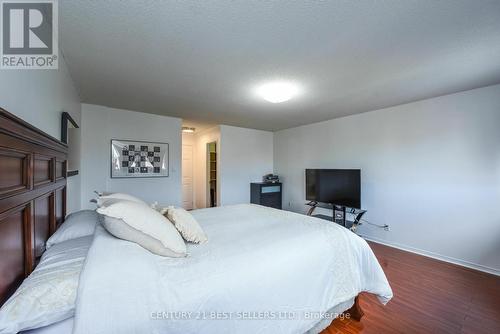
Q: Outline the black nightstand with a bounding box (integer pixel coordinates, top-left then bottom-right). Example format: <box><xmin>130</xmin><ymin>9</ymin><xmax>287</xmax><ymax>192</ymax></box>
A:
<box><xmin>250</xmin><ymin>182</ymin><xmax>282</xmax><ymax>209</ymax></box>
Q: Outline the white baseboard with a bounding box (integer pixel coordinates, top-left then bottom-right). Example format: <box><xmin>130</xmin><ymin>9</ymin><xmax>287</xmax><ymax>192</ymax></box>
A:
<box><xmin>358</xmin><ymin>234</ymin><xmax>500</xmax><ymax>277</ymax></box>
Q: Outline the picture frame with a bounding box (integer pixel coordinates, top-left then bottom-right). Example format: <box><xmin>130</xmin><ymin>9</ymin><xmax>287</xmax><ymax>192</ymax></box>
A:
<box><xmin>110</xmin><ymin>139</ymin><xmax>169</xmax><ymax>178</ymax></box>
<box><xmin>61</xmin><ymin>112</ymin><xmax>80</xmax><ymax>177</ymax></box>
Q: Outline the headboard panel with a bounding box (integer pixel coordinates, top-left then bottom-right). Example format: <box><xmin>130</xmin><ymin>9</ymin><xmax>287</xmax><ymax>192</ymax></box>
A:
<box><xmin>0</xmin><ymin>108</ymin><xmax>67</xmax><ymax>306</ymax></box>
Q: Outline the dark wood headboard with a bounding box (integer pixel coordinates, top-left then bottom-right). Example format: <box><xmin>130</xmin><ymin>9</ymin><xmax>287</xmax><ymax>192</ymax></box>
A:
<box><xmin>0</xmin><ymin>108</ymin><xmax>67</xmax><ymax>306</ymax></box>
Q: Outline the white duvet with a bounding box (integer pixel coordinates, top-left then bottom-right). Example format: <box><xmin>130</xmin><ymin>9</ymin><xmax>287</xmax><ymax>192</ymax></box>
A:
<box><xmin>73</xmin><ymin>204</ymin><xmax>392</xmax><ymax>334</ymax></box>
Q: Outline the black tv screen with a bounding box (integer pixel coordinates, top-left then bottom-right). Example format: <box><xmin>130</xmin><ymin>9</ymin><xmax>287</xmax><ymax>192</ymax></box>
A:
<box><xmin>306</xmin><ymin>169</ymin><xmax>361</xmax><ymax>208</ymax></box>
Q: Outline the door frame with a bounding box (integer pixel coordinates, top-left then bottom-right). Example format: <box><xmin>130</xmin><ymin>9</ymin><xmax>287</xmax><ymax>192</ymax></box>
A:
<box><xmin>206</xmin><ymin>141</ymin><xmax>218</xmax><ymax>207</ymax></box>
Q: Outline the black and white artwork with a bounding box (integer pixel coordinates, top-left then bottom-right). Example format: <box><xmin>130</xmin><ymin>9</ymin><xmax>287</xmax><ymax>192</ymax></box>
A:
<box><xmin>111</xmin><ymin>140</ymin><xmax>169</xmax><ymax>178</ymax></box>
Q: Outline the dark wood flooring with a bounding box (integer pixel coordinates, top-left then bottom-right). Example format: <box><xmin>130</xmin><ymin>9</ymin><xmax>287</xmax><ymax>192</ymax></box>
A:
<box><xmin>323</xmin><ymin>241</ymin><xmax>500</xmax><ymax>334</ymax></box>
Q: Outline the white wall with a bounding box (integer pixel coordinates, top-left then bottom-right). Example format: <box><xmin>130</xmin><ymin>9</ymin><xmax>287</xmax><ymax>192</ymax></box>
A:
<box><xmin>219</xmin><ymin>125</ymin><xmax>274</xmax><ymax>206</ymax></box>
<box><xmin>193</xmin><ymin>126</ymin><xmax>221</xmax><ymax>209</ymax></box>
<box><xmin>80</xmin><ymin>104</ymin><xmax>182</xmax><ymax>208</ymax></box>
<box><xmin>274</xmin><ymin>84</ymin><xmax>500</xmax><ymax>275</ymax></box>
<box><xmin>0</xmin><ymin>56</ymin><xmax>82</xmax><ymax>213</ymax></box>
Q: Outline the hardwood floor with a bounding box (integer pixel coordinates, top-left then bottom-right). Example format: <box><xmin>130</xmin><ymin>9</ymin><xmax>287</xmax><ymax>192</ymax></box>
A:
<box><xmin>323</xmin><ymin>242</ymin><xmax>500</xmax><ymax>334</ymax></box>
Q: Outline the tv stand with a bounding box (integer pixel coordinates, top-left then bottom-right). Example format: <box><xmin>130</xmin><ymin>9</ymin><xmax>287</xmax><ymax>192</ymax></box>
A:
<box><xmin>306</xmin><ymin>201</ymin><xmax>366</xmax><ymax>232</ymax></box>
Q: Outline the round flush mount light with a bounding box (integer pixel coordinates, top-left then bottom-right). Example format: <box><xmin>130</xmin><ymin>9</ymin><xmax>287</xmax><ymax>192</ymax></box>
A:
<box><xmin>256</xmin><ymin>80</ymin><xmax>301</xmax><ymax>103</ymax></box>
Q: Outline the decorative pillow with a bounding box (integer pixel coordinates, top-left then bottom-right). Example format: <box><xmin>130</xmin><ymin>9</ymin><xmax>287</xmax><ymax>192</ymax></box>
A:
<box><xmin>94</xmin><ymin>197</ymin><xmax>136</xmax><ymax>208</ymax></box>
<box><xmin>95</xmin><ymin>192</ymin><xmax>146</xmax><ymax>207</ymax></box>
<box><xmin>97</xmin><ymin>201</ymin><xmax>187</xmax><ymax>257</ymax></box>
<box><xmin>101</xmin><ymin>216</ymin><xmax>186</xmax><ymax>257</ymax></box>
<box><xmin>167</xmin><ymin>207</ymin><xmax>208</xmax><ymax>244</ymax></box>
<box><xmin>46</xmin><ymin>210</ymin><xmax>100</xmax><ymax>249</ymax></box>
<box><xmin>150</xmin><ymin>201</ymin><xmax>169</xmax><ymax>215</ymax></box>
<box><xmin>0</xmin><ymin>236</ymin><xmax>92</xmax><ymax>334</ymax></box>
<box><xmin>93</xmin><ymin>190</ymin><xmax>111</xmax><ymax>196</ymax></box>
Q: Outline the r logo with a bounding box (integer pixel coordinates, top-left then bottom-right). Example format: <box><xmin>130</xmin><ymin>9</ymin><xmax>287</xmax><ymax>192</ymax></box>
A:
<box><xmin>2</xmin><ymin>1</ymin><xmax>53</xmax><ymax>54</ymax></box>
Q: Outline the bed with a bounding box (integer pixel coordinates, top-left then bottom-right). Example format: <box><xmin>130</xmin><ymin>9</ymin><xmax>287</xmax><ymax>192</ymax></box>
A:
<box><xmin>0</xmin><ymin>107</ymin><xmax>392</xmax><ymax>334</ymax></box>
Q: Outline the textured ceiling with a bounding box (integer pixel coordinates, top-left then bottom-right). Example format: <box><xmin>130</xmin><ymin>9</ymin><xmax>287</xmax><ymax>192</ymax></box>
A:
<box><xmin>60</xmin><ymin>0</ymin><xmax>500</xmax><ymax>131</ymax></box>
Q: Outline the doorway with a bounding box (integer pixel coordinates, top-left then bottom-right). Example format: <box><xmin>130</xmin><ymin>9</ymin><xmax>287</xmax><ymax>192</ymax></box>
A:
<box><xmin>207</xmin><ymin>141</ymin><xmax>217</xmax><ymax>207</ymax></box>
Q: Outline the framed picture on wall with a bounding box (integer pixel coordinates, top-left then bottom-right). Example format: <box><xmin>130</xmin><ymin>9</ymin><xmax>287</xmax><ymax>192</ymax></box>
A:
<box><xmin>111</xmin><ymin>139</ymin><xmax>169</xmax><ymax>178</ymax></box>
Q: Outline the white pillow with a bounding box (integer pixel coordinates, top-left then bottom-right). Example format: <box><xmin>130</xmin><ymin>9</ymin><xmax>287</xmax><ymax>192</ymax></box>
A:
<box><xmin>101</xmin><ymin>216</ymin><xmax>185</xmax><ymax>257</ymax></box>
<box><xmin>95</xmin><ymin>197</ymin><xmax>133</xmax><ymax>208</ymax></box>
<box><xmin>97</xmin><ymin>201</ymin><xmax>187</xmax><ymax>257</ymax></box>
<box><xmin>0</xmin><ymin>236</ymin><xmax>92</xmax><ymax>334</ymax></box>
<box><xmin>96</xmin><ymin>193</ymin><xmax>146</xmax><ymax>206</ymax></box>
<box><xmin>46</xmin><ymin>210</ymin><xmax>100</xmax><ymax>249</ymax></box>
<box><xmin>167</xmin><ymin>207</ymin><xmax>208</xmax><ymax>244</ymax></box>
<box><xmin>150</xmin><ymin>201</ymin><xmax>169</xmax><ymax>215</ymax></box>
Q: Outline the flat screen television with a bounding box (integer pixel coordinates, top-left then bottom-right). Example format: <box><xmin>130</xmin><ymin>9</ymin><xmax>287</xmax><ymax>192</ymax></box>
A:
<box><xmin>305</xmin><ymin>169</ymin><xmax>361</xmax><ymax>208</ymax></box>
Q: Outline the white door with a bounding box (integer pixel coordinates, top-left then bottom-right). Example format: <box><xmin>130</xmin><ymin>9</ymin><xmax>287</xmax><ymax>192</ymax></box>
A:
<box><xmin>182</xmin><ymin>144</ymin><xmax>194</xmax><ymax>210</ymax></box>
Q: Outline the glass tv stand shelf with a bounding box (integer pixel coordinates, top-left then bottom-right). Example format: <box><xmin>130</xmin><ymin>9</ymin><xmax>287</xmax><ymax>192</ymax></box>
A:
<box><xmin>306</xmin><ymin>201</ymin><xmax>367</xmax><ymax>232</ymax></box>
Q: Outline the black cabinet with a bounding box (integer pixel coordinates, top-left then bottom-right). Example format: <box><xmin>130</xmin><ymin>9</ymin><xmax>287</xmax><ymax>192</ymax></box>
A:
<box><xmin>250</xmin><ymin>183</ymin><xmax>282</xmax><ymax>209</ymax></box>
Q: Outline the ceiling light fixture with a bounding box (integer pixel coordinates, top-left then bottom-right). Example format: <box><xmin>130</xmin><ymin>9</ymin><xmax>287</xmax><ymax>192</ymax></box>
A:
<box><xmin>256</xmin><ymin>81</ymin><xmax>301</xmax><ymax>103</ymax></box>
<box><xmin>182</xmin><ymin>127</ymin><xmax>195</xmax><ymax>133</ymax></box>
